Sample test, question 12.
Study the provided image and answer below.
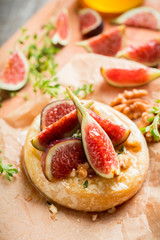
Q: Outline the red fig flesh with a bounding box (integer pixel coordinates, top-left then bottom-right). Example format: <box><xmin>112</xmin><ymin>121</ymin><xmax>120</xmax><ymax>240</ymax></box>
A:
<box><xmin>111</xmin><ymin>7</ymin><xmax>160</xmax><ymax>30</ymax></box>
<box><xmin>101</xmin><ymin>67</ymin><xmax>160</xmax><ymax>87</ymax></box>
<box><xmin>52</xmin><ymin>9</ymin><xmax>71</xmax><ymax>46</ymax></box>
<box><xmin>42</xmin><ymin>138</ymin><xmax>86</xmax><ymax>180</ymax></box>
<box><xmin>66</xmin><ymin>88</ymin><xmax>120</xmax><ymax>179</ymax></box>
<box><xmin>76</xmin><ymin>25</ymin><xmax>126</xmax><ymax>56</ymax></box>
<box><xmin>79</xmin><ymin>8</ymin><xmax>103</xmax><ymax>38</ymax></box>
<box><xmin>116</xmin><ymin>39</ymin><xmax>160</xmax><ymax>67</ymax></box>
<box><xmin>41</xmin><ymin>100</ymin><xmax>75</xmax><ymax>130</ymax></box>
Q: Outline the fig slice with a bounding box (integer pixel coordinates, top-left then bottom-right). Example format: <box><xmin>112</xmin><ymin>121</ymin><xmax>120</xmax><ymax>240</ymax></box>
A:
<box><xmin>0</xmin><ymin>50</ymin><xmax>28</xmax><ymax>91</ymax></box>
<box><xmin>41</xmin><ymin>99</ymin><xmax>76</xmax><ymax>130</ymax></box>
<box><xmin>66</xmin><ymin>88</ymin><xmax>120</xmax><ymax>179</ymax></box>
<box><xmin>101</xmin><ymin>67</ymin><xmax>160</xmax><ymax>87</ymax></box>
<box><xmin>79</xmin><ymin>8</ymin><xmax>103</xmax><ymax>38</ymax></box>
<box><xmin>88</xmin><ymin>109</ymin><xmax>130</xmax><ymax>146</ymax></box>
<box><xmin>52</xmin><ymin>8</ymin><xmax>71</xmax><ymax>46</ymax></box>
<box><xmin>111</xmin><ymin>6</ymin><xmax>160</xmax><ymax>30</ymax></box>
<box><xmin>42</xmin><ymin>138</ymin><xmax>86</xmax><ymax>180</ymax></box>
<box><xmin>31</xmin><ymin>101</ymin><xmax>93</xmax><ymax>151</ymax></box>
<box><xmin>76</xmin><ymin>25</ymin><xmax>126</xmax><ymax>56</ymax></box>
<box><xmin>116</xmin><ymin>39</ymin><xmax>160</xmax><ymax>67</ymax></box>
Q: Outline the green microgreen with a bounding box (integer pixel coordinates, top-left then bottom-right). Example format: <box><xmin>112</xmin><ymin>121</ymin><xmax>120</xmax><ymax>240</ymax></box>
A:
<box><xmin>118</xmin><ymin>145</ymin><xmax>126</xmax><ymax>155</ymax></box>
<box><xmin>64</xmin><ymin>84</ymin><xmax>94</xmax><ymax>100</ymax></box>
<box><xmin>0</xmin><ymin>152</ymin><xmax>18</xmax><ymax>181</ymax></box>
<box><xmin>140</xmin><ymin>100</ymin><xmax>160</xmax><ymax>141</ymax></box>
<box><xmin>72</xmin><ymin>129</ymin><xmax>82</xmax><ymax>138</ymax></box>
<box><xmin>83</xmin><ymin>180</ymin><xmax>89</xmax><ymax>189</ymax></box>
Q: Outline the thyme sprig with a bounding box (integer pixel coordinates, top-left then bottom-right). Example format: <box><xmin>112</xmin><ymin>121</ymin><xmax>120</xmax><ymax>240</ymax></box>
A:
<box><xmin>141</xmin><ymin>99</ymin><xmax>160</xmax><ymax>141</ymax></box>
<box><xmin>0</xmin><ymin>153</ymin><xmax>18</xmax><ymax>181</ymax></box>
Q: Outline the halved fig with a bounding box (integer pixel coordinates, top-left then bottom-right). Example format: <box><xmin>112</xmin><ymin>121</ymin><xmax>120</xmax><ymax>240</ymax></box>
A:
<box><xmin>52</xmin><ymin>9</ymin><xmax>71</xmax><ymax>46</ymax></box>
<box><xmin>101</xmin><ymin>67</ymin><xmax>160</xmax><ymax>87</ymax></box>
<box><xmin>32</xmin><ymin>101</ymin><xmax>93</xmax><ymax>151</ymax></box>
<box><xmin>42</xmin><ymin>138</ymin><xmax>86</xmax><ymax>180</ymax></box>
<box><xmin>76</xmin><ymin>25</ymin><xmax>126</xmax><ymax>56</ymax></box>
<box><xmin>79</xmin><ymin>8</ymin><xmax>103</xmax><ymax>38</ymax></box>
<box><xmin>111</xmin><ymin>6</ymin><xmax>160</xmax><ymax>30</ymax></box>
<box><xmin>0</xmin><ymin>50</ymin><xmax>28</xmax><ymax>91</ymax></box>
<box><xmin>116</xmin><ymin>39</ymin><xmax>160</xmax><ymax>67</ymax></box>
<box><xmin>66</xmin><ymin>88</ymin><xmax>120</xmax><ymax>179</ymax></box>
<box><xmin>41</xmin><ymin>99</ymin><xmax>75</xmax><ymax>130</ymax></box>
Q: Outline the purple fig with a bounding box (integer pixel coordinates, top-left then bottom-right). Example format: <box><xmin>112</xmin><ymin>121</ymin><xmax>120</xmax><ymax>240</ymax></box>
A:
<box><xmin>79</xmin><ymin>8</ymin><xmax>103</xmax><ymax>38</ymax></box>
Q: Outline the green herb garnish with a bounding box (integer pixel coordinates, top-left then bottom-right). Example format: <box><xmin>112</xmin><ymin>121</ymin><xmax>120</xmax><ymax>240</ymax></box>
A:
<box><xmin>141</xmin><ymin>99</ymin><xmax>160</xmax><ymax>141</ymax></box>
<box><xmin>118</xmin><ymin>145</ymin><xmax>126</xmax><ymax>155</ymax></box>
<box><xmin>0</xmin><ymin>155</ymin><xmax>18</xmax><ymax>181</ymax></box>
<box><xmin>83</xmin><ymin>180</ymin><xmax>89</xmax><ymax>189</ymax></box>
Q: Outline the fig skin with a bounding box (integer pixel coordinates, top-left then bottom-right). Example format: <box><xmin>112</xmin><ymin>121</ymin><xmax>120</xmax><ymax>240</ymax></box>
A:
<box><xmin>101</xmin><ymin>67</ymin><xmax>160</xmax><ymax>87</ymax></box>
<box><xmin>79</xmin><ymin>8</ymin><xmax>103</xmax><ymax>38</ymax></box>
<box><xmin>42</xmin><ymin>138</ymin><xmax>86</xmax><ymax>180</ymax></box>
<box><xmin>66</xmin><ymin>88</ymin><xmax>120</xmax><ymax>179</ymax></box>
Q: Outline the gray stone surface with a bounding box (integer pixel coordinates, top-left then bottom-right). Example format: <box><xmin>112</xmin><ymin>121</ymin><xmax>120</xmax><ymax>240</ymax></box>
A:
<box><xmin>0</xmin><ymin>0</ymin><xmax>48</xmax><ymax>46</ymax></box>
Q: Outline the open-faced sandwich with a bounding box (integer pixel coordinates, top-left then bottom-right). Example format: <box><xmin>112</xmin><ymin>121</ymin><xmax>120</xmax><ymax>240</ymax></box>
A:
<box><xmin>24</xmin><ymin>88</ymin><xmax>149</xmax><ymax>212</ymax></box>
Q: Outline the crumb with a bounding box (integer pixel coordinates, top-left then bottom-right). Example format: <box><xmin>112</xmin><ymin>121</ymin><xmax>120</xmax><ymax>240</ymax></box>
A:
<box><xmin>117</xmin><ymin>219</ymin><xmax>122</xmax><ymax>224</ymax></box>
<box><xmin>14</xmin><ymin>194</ymin><xmax>20</xmax><ymax>199</ymax></box>
<box><xmin>92</xmin><ymin>214</ymin><xmax>97</xmax><ymax>222</ymax></box>
<box><xmin>108</xmin><ymin>207</ymin><xmax>116</xmax><ymax>214</ymax></box>
<box><xmin>77</xmin><ymin>218</ymin><xmax>80</xmax><ymax>222</ymax></box>
<box><xmin>48</xmin><ymin>204</ymin><xmax>58</xmax><ymax>221</ymax></box>
<box><xmin>24</xmin><ymin>195</ymin><xmax>32</xmax><ymax>202</ymax></box>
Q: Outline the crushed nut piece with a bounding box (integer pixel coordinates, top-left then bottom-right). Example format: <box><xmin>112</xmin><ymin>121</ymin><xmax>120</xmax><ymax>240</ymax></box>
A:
<box><xmin>108</xmin><ymin>207</ymin><xmax>116</xmax><ymax>214</ymax></box>
<box><xmin>92</xmin><ymin>214</ymin><xmax>97</xmax><ymax>222</ymax></box>
<box><xmin>118</xmin><ymin>154</ymin><xmax>131</xmax><ymax>170</ymax></box>
<box><xmin>110</xmin><ymin>89</ymin><xmax>149</xmax><ymax>120</ymax></box>
<box><xmin>77</xmin><ymin>162</ymin><xmax>89</xmax><ymax>178</ymax></box>
<box><xmin>48</xmin><ymin>204</ymin><xmax>58</xmax><ymax>220</ymax></box>
<box><xmin>69</xmin><ymin>168</ymin><xmax>76</xmax><ymax>177</ymax></box>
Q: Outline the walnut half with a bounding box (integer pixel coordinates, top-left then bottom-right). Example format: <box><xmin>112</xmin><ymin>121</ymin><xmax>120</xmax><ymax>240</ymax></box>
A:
<box><xmin>110</xmin><ymin>89</ymin><xmax>150</xmax><ymax>120</ymax></box>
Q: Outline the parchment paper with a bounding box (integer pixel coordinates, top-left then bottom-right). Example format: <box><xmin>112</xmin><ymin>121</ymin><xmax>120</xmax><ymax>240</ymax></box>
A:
<box><xmin>0</xmin><ymin>54</ymin><xmax>160</xmax><ymax>240</ymax></box>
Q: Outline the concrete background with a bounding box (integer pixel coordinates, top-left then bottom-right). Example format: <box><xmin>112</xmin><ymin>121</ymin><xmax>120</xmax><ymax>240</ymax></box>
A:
<box><xmin>0</xmin><ymin>0</ymin><xmax>48</xmax><ymax>46</ymax></box>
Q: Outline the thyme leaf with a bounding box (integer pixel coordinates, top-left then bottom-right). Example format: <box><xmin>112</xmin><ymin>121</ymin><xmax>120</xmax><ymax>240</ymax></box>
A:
<box><xmin>140</xmin><ymin>100</ymin><xmax>160</xmax><ymax>141</ymax></box>
<box><xmin>83</xmin><ymin>180</ymin><xmax>89</xmax><ymax>189</ymax></box>
<box><xmin>0</xmin><ymin>153</ymin><xmax>18</xmax><ymax>181</ymax></box>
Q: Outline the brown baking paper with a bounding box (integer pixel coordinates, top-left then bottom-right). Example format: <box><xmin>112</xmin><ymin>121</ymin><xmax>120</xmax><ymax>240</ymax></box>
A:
<box><xmin>0</xmin><ymin>54</ymin><xmax>160</xmax><ymax>240</ymax></box>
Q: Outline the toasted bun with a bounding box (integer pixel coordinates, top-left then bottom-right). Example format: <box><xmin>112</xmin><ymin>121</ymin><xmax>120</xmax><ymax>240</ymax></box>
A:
<box><xmin>23</xmin><ymin>101</ymin><xmax>149</xmax><ymax>212</ymax></box>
